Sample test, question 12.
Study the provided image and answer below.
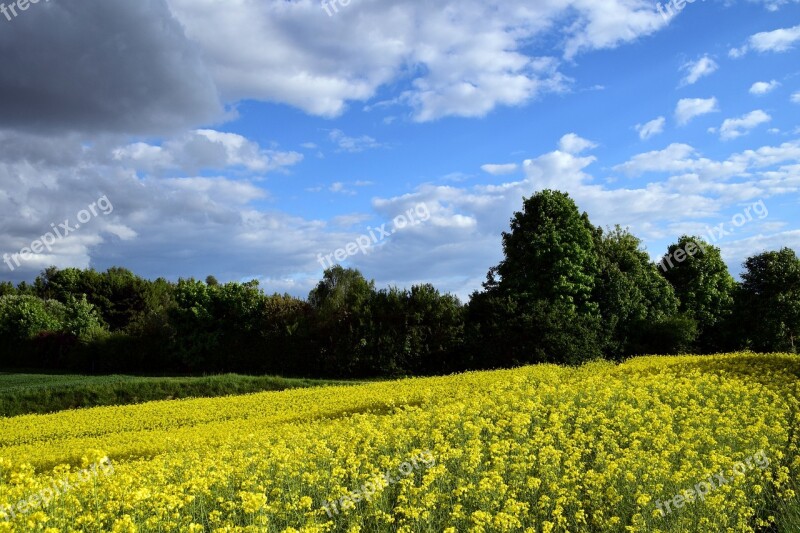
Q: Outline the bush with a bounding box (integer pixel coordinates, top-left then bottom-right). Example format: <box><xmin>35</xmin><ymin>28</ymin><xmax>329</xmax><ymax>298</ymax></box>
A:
<box><xmin>0</xmin><ymin>295</ymin><xmax>63</xmax><ymax>343</ymax></box>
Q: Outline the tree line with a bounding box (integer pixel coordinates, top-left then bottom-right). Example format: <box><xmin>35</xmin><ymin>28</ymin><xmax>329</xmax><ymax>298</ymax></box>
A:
<box><xmin>1</xmin><ymin>190</ymin><xmax>798</xmax><ymax>377</ymax></box>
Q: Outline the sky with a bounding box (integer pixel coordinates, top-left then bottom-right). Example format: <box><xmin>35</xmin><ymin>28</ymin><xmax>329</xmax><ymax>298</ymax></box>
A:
<box><xmin>0</xmin><ymin>0</ymin><xmax>798</xmax><ymax>301</ymax></box>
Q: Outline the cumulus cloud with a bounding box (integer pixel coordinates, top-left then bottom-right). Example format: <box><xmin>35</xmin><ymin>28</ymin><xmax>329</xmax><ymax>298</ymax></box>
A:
<box><xmin>675</xmin><ymin>97</ymin><xmax>720</xmax><ymax>125</ymax></box>
<box><xmin>730</xmin><ymin>24</ymin><xmax>800</xmax><ymax>57</ymax></box>
<box><xmin>715</xmin><ymin>110</ymin><xmax>772</xmax><ymax>140</ymax></box>
<box><xmin>0</xmin><ymin>130</ymin><xmax>331</xmax><ymax>290</ymax></box>
<box><xmin>749</xmin><ymin>80</ymin><xmax>781</xmax><ymax>95</ymax></box>
<box><xmin>329</xmin><ymin>130</ymin><xmax>383</xmax><ymax>153</ymax></box>
<box><xmin>559</xmin><ymin>133</ymin><xmax>598</xmax><ymax>154</ymax></box>
<box><xmin>680</xmin><ymin>55</ymin><xmax>719</xmax><ymax>86</ymax></box>
<box><xmin>635</xmin><ymin>117</ymin><xmax>666</xmax><ymax>140</ymax></box>
<box><xmin>0</xmin><ymin>0</ymin><xmax>222</xmax><ymax>135</ymax></box>
<box><xmin>164</xmin><ymin>0</ymin><xmax>668</xmax><ymax>122</ymax></box>
<box><xmin>481</xmin><ymin>164</ymin><xmax>519</xmax><ymax>176</ymax></box>
<box><xmin>111</xmin><ymin>130</ymin><xmax>303</xmax><ymax>175</ymax></box>
<box><xmin>3</xmin><ymin>127</ymin><xmax>799</xmax><ymax>299</ymax></box>
<box><xmin>365</xmin><ymin>136</ymin><xmax>800</xmax><ymax>297</ymax></box>
<box><xmin>792</xmin><ymin>91</ymin><xmax>800</xmax><ymax>103</ymax></box>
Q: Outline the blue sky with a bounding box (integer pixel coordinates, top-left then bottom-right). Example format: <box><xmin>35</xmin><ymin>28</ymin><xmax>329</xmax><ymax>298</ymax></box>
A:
<box><xmin>0</xmin><ymin>0</ymin><xmax>798</xmax><ymax>300</ymax></box>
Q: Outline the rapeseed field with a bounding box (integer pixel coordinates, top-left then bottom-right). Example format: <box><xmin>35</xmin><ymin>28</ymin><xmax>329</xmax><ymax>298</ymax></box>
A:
<box><xmin>0</xmin><ymin>353</ymin><xmax>797</xmax><ymax>532</ymax></box>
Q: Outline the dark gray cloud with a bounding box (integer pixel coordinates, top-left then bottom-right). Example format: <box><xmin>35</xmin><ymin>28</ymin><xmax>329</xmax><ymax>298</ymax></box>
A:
<box><xmin>0</xmin><ymin>0</ymin><xmax>222</xmax><ymax>135</ymax></box>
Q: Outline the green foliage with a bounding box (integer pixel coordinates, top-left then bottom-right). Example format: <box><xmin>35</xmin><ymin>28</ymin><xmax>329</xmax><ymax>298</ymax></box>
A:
<box><xmin>309</xmin><ymin>266</ymin><xmax>376</xmax><ymax>376</ymax></box>
<box><xmin>0</xmin><ymin>282</ymin><xmax>15</xmax><ymax>297</ymax></box>
<box><xmin>0</xmin><ymin>295</ymin><xmax>62</xmax><ymax>343</ymax></box>
<box><xmin>60</xmin><ymin>295</ymin><xmax>107</xmax><ymax>341</ymax></box>
<box><xmin>0</xmin><ymin>190</ymin><xmax>797</xmax><ymax>378</ymax></box>
<box><xmin>0</xmin><ymin>372</ymin><xmax>350</xmax><ymax>417</ymax></box>
<box><xmin>659</xmin><ymin>236</ymin><xmax>736</xmax><ymax>352</ymax></box>
<box><xmin>592</xmin><ymin>226</ymin><xmax>681</xmax><ymax>358</ymax></box>
<box><xmin>735</xmin><ymin>248</ymin><xmax>800</xmax><ymax>353</ymax></box>
<box><xmin>493</xmin><ymin>190</ymin><xmax>598</xmax><ymax>313</ymax></box>
<box><xmin>366</xmin><ymin>284</ymin><xmax>464</xmax><ymax>376</ymax></box>
<box><xmin>33</xmin><ymin>266</ymin><xmax>166</xmax><ymax>332</ymax></box>
<box><xmin>628</xmin><ymin>315</ymin><xmax>699</xmax><ymax>355</ymax></box>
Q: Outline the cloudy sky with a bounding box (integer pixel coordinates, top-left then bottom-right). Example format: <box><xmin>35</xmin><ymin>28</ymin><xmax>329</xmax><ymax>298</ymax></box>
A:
<box><xmin>0</xmin><ymin>0</ymin><xmax>798</xmax><ymax>300</ymax></box>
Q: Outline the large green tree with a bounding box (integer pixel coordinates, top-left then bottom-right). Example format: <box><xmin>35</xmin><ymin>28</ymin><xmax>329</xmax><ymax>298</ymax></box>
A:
<box><xmin>735</xmin><ymin>248</ymin><xmax>800</xmax><ymax>353</ymax></box>
<box><xmin>592</xmin><ymin>226</ymin><xmax>688</xmax><ymax>357</ymax></box>
<box><xmin>309</xmin><ymin>266</ymin><xmax>376</xmax><ymax>376</ymax></box>
<box><xmin>471</xmin><ymin>190</ymin><xmax>603</xmax><ymax>366</ymax></box>
<box><xmin>491</xmin><ymin>190</ymin><xmax>598</xmax><ymax>313</ymax></box>
<box><xmin>658</xmin><ymin>236</ymin><xmax>736</xmax><ymax>352</ymax></box>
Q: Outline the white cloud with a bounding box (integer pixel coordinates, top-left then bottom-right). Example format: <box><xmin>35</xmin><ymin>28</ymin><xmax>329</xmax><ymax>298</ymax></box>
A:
<box><xmin>329</xmin><ymin>130</ymin><xmax>383</xmax><ymax>153</ymax></box>
<box><xmin>328</xmin><ymin>182</ymin><xmax>357</xmax><ymax>195</ymax></box>
<box><xmin>614</xmin><ymin>144</ymin><xmax>701</xmax><ymax>177</ymax></box>
<box><xmin>675</xmin><ymin>97</ymin><xmax>719</xmax><ymax>125</ymax></box>
<box><xmin>481</xmin><ymin>163</ymin><xmax>519</xmax><ymax>175</ymax></box>
<box><xmin>164</xmin><ymin>0</ymin><xmax>670</xmax><ymax>121</ymax></box>
<box><xmin>717</xmin><ymin>110</ymin><xmax>772</xmax><ymax>140</ymax></box>
<box><xmin>730</xmin><ymin>24</ymin><xmax>800</xmax><ymax>57</ymax></box>
<box><xmin>792</xmin><ymin>91</ymin><xmax>800</xmax><ymax>103</ymax></box>
<box><xmin>559</xmin><ymin>133</ymin><xmax>598</xmax><ymax>154</ymax></box>
<box><xmin>635</xmin><ymin>116</ymin><xmax>666</xmax><ymax>140</ymax></box>
<box><xmin>680</xmin><ymin>55</ymin><xmax>718</xmax><ymax>86</ymax></box>
<box><xmin>3</xmin><ymin>128</ymin><xmax>799</xmax><ymax>301</ymax></box>
<box><xmin>112</xmin><ymin>130</ymin><xmax>303</xmax><ymax>174</ymax></box>
<box><xmin>749</xmin><ymin>80</ymin><xmax>781</xmax><ymax>95</ymax></box>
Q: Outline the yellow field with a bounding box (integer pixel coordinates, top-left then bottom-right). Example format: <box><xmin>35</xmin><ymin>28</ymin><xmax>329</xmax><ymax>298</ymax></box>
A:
<box><xmin>0</xmin><ymin>353</ymin><xmax>798</xmax><ymax>532</ymax></box>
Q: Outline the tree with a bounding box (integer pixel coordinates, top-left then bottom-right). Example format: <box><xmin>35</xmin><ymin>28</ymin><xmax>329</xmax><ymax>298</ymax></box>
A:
<box><xmin>492</xmin><ymin>190</ymin><xmax>598</xmax><ymax>313</ymax></box>
<box><xmin>60</xmin><ymin>295</ymin><xmax>107</xmax><ymax>342</ymax></box>
<box><xmin>0</xmin><ymin>282</ymin><xmax>15</xmax><ymax>297</ymax></box>
<box><xmin>735</xmin><ymin>248</ymin><xmax>800</xmax><ymax>353</ymax></box>
<box><xmin>469</xmin><ymin>191</ymin><xmax>603</xmax><ymax>366</ymax></box>
<box><xmin>0</xmin><ymin>295</ymin><xmax>62</xmax><ymax>343</ymax></box>
<box><xmin>658</xmin><ymin>236</ymin><xmax>735</xmax><ymax>352</ymax></box>
<box><xmin>367</xmin><ymin>285</ymin><xmax>464</xmax><ymax>376</ymax></box>
<box><xmin>593</xmin><ymin>226</ymin><xmax>685</xmax><ymax>357</ymax></box>
<box><xmin>33</xmin><ymin>267</ymin><xmax>154</xmax><ymax>332</ymax></box>
<box><xmin>309</xmin><ymin>267</ymin><xmax>375</xmax><ymax>376</ymax></box>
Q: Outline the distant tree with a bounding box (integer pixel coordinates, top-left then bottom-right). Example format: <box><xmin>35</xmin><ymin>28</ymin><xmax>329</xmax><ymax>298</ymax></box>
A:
<box><xmin>33</xmin><ymin>267</ymin><xmax>154</xmax><ymax>331</ymax></box>
<box><xmin>367</xmin><ymin>284</ymin><xmax>464</xmax><ymax>375</ymax></box>
<box><xmin>205</xmin><ymin>275</ymin><xmax>219</xmax><ymax>286</ymax></box>
<box><xmin>168</xmin><ymin>279</ymin><xmax>217</xmax><ymax>370</ymax></box>
<box><xmin>405</xmin><ymin>284</ymin><xmax>464</xmax><ymax>374</ymax></box>
<box><xmin>0</xmin><ymin>296</ymin><xmax>67</xmax><ymax>368</ymax></box>
<box><xmin>491</xmin><ymin>190</ymin><xmax>598</xmax><ymax>313</ymax></box>
<box><xmin>658</xmin><ymin>236</ymin><xmax>736</xmax><ymax>352</ymax></box>
<box><xmin>469</xmin><ymin>191</ymin><xmax>603</xmax><ymax>366</ymax></box>
<box><xmin>309</xmin><ymin>266</ymin><xmax>375</xmax><ymax>376</ymax></box>
<box><xmin>593</xmin><ymin>226</ymin><xmax>685</xmax><ymax>358</ymax></box>
<box><xmin>735</xmin><ymin>248</ymin><xmax>800</xmax><ymax>353</ymax></box>
<box><xmin>255</xmin><ymin>294</ymin><xmax>314</xmax><ymax>376</ymax></box>
<box><xmin>0</xmin><ymin>282</ymin><xmax>15</xmax><ymax>297</ymax></box>
<box><xmin>60</xmin><ymin>295</ymin><xmax>107</xmax><ymax>342</ymax></box>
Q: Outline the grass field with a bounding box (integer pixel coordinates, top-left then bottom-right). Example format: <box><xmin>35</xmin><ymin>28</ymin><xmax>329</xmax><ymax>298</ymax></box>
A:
<box><xmin>0</xmin><ymin>372</ymin><xmax>348</xmax><ymax>418</ymax></box>
<box><xmin>0</xmin><ymin>353</ymin><xmax>798</xmax><ymax>532</ymax></box>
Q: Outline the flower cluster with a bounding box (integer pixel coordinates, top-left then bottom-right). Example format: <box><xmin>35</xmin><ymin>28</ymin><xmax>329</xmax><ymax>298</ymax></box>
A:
<box><xmin>321</xmin><ymin>451</ymin><xmax>435</xmax><ymax>517</ymax></box>
<box><xmin>0</xmin><ymin>352</ymin><xmax>796</xmax><ymax>532</ymax></box>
